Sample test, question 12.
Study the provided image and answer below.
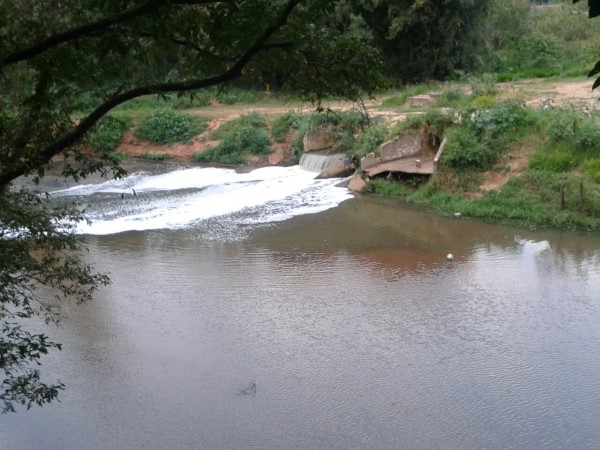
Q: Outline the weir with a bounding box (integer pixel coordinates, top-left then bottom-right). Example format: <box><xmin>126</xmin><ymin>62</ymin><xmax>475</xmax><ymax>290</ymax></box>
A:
<box><xmin>299</xmin><ymin>151</ymin><xmax>348</xmax><ymax>173</ymax></box>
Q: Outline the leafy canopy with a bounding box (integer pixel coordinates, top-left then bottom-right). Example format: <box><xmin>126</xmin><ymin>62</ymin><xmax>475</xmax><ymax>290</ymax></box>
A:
<box><xmin>0</xmin><ymin>0</ymin><xmax>384</xmax><ymax>412</ymax></box>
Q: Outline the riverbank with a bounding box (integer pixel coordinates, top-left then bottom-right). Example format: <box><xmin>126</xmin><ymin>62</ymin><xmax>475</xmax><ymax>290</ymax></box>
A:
<box><xmin>88</xmin><ymin>77</ymin><xmax>600</xmax><ymax>232</ymax></box>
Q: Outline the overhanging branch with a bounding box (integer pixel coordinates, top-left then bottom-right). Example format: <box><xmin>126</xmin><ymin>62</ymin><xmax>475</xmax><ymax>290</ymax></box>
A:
<box><xmin>1</xmin><ymin>0</ymin><xmax>238</xmax><ymax>67</ymax></box>
<box><xmin>0</xmin><ymin>0</ymin><xmax>302</xmax><ymax>186</ymax></box>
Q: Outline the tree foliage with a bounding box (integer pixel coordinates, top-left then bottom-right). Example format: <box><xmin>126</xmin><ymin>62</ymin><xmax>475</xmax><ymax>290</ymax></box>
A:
<box><xmin>575</xmin><ymin>0</ymin><xmax>600</xmax><ymax>88</ymax></box>
<box><xmin>0</xmin><ymin>190</ymin><xmax>110</xmax><ymax>412</ymax></box>
<box><xmin>0</xmin><ymin>0</ymin><xmax>384</xmax><ymax>186</ymax></box>
<box><xmin>358</xmin><ymin>0</ymin><xmax>493</xmax><ymax>82</ymax></box>
<box><xmin>0</xmin><ymin>0</ymin><xmax>385</xmax><ymax>412</ymax></box>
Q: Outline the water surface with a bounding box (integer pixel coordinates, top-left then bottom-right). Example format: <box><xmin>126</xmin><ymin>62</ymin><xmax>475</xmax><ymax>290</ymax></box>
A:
<box><xmin>2</xmin><ymin>167</ymin><xmax>600</xmax><ymax>449</ymax></box>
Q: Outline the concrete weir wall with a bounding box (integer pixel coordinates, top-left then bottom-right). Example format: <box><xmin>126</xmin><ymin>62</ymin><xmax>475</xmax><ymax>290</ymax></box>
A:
<box><xmin>360</xmin><ymin>131</ymin><xmax>422</xmax><ymax>171</ymax></box>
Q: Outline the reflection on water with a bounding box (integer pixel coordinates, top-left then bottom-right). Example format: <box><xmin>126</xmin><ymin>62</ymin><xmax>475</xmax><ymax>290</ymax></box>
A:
<box><xmin>1</xmin><ymin>195</ymin><xmax>600</xmax><ymax>449</ymax></box>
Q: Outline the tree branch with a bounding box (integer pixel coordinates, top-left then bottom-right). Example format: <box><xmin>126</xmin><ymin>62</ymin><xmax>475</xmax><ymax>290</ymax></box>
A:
<box><xmin>0</xmin><ymin>0</ymin><xmax>301</xmax><ymax>186</ymax></box>
<box><xmin>1</xmin><ymin>0</ymin><xmax>238</xmax><ymax>67</ymax></box>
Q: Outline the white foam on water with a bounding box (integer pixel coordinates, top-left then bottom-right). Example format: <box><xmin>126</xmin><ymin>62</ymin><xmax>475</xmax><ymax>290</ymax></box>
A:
<box><xmin>60</xmin><ymin>166</ymin><xmax>352</xmax><ymax>235</ymax></box>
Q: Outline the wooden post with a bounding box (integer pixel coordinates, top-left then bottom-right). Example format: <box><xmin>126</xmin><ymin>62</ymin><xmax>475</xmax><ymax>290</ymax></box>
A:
<box><xmin>580</xmin><ymin>181</ymin><xmax>584</xmax><ymax>208</ymax></box>
<box><xmin>560</xmin><ymin>184</ymin><xmax>565</xmax><ymax>210</ymax></box>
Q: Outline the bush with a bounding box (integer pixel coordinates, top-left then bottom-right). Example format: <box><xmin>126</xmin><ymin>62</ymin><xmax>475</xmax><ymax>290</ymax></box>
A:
<box><xmin>542</xmin><ymin>108</ymin><xmax>600</xmax><ymax>151</ymax></box>
<box><xmin>353</xmin><ymin>123</ymin><xmax>388</xmax><ymax>160</ymax></box>
<box><xmin>197</xmin><ymin>113</ymin><xmax>270</xmax><ymax>164</ymax></box>
<box><xmin>466</xmin><ymin>100</ymin><xmax>536</xmax><ymax>141</ymax></box>
<box><xmin>89</xmin><ymin>115</ymin><xmax>130</xmax><ymax>152</ymax></box>
<box><xmin>134</xmin><ymin>109</ymin><xmax>205</xmax><ymax>144</ymax></box>
<box><xmin>443</xmin><ymin>127</ymin><xmax>497</xmax><ymax>169</ymax></box>
<box><xmin>271</xmin><ymin>111</ymin><xmax>300</xmax><ymax>143</ymax></box>
<box><xmin>211</xmin><ymin>113</ymin><xmax>265</xmax><ymax>139</ymax></box>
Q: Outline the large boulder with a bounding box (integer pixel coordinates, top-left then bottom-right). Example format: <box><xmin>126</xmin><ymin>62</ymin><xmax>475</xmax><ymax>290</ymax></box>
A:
<box><xmin>348</xmin><ymin>174</ymin><xmax>367</xmax><ymax>192</ymax></box>
<box><xmin>303</xmin><ymin>129</ymin><xmax>337</xmax><ymax>152</ymax></box>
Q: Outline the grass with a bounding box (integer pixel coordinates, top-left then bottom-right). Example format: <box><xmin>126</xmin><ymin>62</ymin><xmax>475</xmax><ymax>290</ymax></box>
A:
<box><xmin>365</xmin><ymin>95</ymin><xmax>600</xmax><ymax>232</ymax></box>
<box><xmin>408</xmin><ymin>172</ymin><xmax>600</xmax><ymax>231</ymax></box>
<box><xmin>380</xmin><ymin>83</ymin><xmax>442</xmax><ymax>108</ymax></box>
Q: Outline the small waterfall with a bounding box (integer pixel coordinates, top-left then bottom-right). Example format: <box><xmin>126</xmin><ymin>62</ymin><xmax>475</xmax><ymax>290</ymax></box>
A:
<box><xmin>300</xmin><ymin>152</ymin><xmax>349</xmax><ymax>173</ymax></box>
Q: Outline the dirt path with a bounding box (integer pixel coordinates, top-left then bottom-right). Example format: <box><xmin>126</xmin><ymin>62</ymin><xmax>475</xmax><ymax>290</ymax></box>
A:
<box><xmin>499</xmin><ymin>78</ymin><xmax>598</xmax><ymax>109</ymax></box>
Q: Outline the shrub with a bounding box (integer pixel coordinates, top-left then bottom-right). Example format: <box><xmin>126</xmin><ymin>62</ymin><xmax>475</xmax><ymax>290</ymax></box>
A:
<box><xmin>443</xmin><ymin>127</ymin><xmax>497</xmax><ymax>169</ymax></box>
<box><xmin>134</xmin><ymin>109</ymin><xmax>205</xmax><ymax>144</ymax></box>
<box><xmin>211</xmin><ymin>113</ymin><xmax>265</xmax><ymax>139</ymax></box>
<box><xmin>271</xmin><ymin>111</ymin><xmax>300</xmax><ymax>142</ymax></box>
<box><xmin>231</xmin><ymin>126</ymin><xmax>270</xmax><ymax>155</ymax></box>
<box><xmin>197</xmin><ymin>113</ymin><xmax>270</xmax><ymax>164</ymax></box>
<box><xmin>354</xmin><ymin>123</ymin><xmax>388</xmax><ymax>160</ymax></box>
<box><xmin>467</xmin><ymin>100</ymin><xmax>535</xmax><ymax>140</ymax></box>
<box><xmin>574</xmin><ymin>120</ymin><xmax>600</xmax><ymax>151</ymax></box>
<box><xmin>89</xmin><ymin>115</ymin><xmax>130</xmax><ymax>152</ymax></box>
<box><xmin>542</xmin><ymin>108</ymin><xmax>600</xmax><ymax>151</ymax></box>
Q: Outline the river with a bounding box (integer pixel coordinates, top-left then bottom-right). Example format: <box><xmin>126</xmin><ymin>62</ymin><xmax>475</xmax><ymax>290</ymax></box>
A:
<box><xmin>2</xmin><ymin>165</ymin><xmax>600</xmax><ymax>449</ymax></box>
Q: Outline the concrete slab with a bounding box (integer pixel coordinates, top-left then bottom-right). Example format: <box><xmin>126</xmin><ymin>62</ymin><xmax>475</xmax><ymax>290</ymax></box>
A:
<box><xmin>365</xmin><ymin>156</ymin><xmax>434</xmax><ymax>177</ymax></box>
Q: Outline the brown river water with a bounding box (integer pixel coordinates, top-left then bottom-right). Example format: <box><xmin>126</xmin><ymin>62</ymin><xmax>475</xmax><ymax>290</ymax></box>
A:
<box><xmin>2</xmin><ymin>165</ymin><xmax>600</xmax><ymax>449</ymax></box>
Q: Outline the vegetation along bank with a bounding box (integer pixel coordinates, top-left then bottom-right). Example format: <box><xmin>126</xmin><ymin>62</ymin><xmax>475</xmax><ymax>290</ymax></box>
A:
<box><xmin>82</xmin><ymin>77</ymin><xmax>600</xmax><ymax>233</ymax></box>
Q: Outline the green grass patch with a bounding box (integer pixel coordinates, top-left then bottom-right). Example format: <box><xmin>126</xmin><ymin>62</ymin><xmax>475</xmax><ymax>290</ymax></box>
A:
<box><xmin>365</xmin><ymin>179</ymin><xmax>412</xmax><ymax>197</ymax></box>
<box><xmin>529</xmin><ymin>146</ymin><xmax>575</xmax><ymax>172</ymax></box>
<box><xmin>408</xmin><ymin>172</ymin><xmax>600</xmax><ymax>231</ymax></box>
